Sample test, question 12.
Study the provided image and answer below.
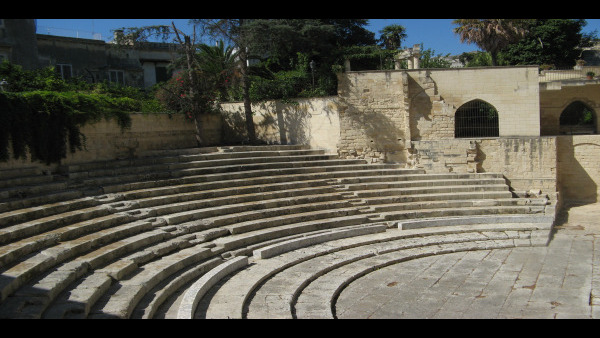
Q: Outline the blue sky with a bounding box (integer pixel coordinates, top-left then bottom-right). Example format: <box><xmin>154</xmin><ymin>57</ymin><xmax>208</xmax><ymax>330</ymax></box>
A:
<box><xmin>35</xmin><ymin>19</ymin><xmax>600</xmax><ymax>56</ymax></box>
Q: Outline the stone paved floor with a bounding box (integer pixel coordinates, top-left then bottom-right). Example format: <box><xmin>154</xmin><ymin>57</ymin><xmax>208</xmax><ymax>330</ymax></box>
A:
<box><xmin>335</xmin><ymin>202</ymin><xmax>600</xmax><ymax>319</ymax></box>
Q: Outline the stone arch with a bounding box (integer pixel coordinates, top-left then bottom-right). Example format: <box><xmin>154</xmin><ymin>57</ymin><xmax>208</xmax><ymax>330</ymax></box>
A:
<box><xmin>559</xmin><ymin>100</ymin><xmax>597</xmax><ymax>134</ymax></box>
<box><xmin>454</xmin><ymin>99</ymin><xmax>499</xmax><ymax>138</ymax></box>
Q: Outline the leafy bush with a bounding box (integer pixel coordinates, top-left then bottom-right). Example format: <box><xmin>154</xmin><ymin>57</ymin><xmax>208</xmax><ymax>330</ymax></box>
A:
<box><xmin>0</xmin><ymin>91</ymin><xmax>134</xmax><ymax>164</ymax></box>
<box><xmin>239</xmin><ymin>52</ymin><xmax>335</xmax><ymax>102</ymax></box>
<box><xmin>154</xmin><ymin>70</ymin><xmax>221</xmax><ymax>119</ymax></box>
<box><xmin>0</xmin><ymin>59</ymin><xmax>173</xmax><ymax>164</ymax></box>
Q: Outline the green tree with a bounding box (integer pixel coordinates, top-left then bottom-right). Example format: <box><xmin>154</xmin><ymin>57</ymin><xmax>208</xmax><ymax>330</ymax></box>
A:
<box><xmin>377</xmin><ymin>24</ymin><xmax>407</xmax><ymax>50</ymax></box>
<box><xmin>113</xmin><ymin>22</ymin><xmax>234</xmax><ymax>146</ymax></box>
<box><xmin>321</xmin><ymin>19</ymin><xmax>376</xmax><ymax>48</ymax></box>
<box><xmin>499</xmin><ymin>19</ymin><xmax>596</xmax><ymax>68</ymax></box>
<box><xmin>458</xmin><ymin>51</ymin><xmax>494</xmax><ymax>67</ymax></box>
<box><xmin>194</xmin><ymin>19</ymin><xmax>262</xmax><ymax>144</ymax></box>
<box><xmin>419</xmin><ymin>47</ymin><xmax>452</xmax><ymax>68</ymax></box>
<box><xmin>196</xmin><ymin>41</ymin><xmax>240</xmax><ymax>101</ymax></box>
<box><xmin>453</xmin><ymin>19</ymin><xmax>531</xmax><ymax>66</ymax></box>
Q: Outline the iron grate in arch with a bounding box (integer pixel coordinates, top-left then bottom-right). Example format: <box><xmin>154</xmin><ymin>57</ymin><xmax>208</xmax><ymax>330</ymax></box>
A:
<box><xmin>455</xmin><ymin>99</ymin><xmax>499</xmax><ymax>138</ymax></box>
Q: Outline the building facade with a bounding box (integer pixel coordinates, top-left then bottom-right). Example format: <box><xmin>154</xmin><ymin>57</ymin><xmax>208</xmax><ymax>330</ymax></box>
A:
<box><xmin>1</xmin><ymin>19</ymin><xmax>178</xmax><ymax>88</ymax></box>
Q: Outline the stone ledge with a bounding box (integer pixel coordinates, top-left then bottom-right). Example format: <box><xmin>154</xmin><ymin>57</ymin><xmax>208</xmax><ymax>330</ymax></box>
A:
<box><xmin>176</xmin><ymin>256</ymin><xmax>248</xmax><ymax>319</ymax></box>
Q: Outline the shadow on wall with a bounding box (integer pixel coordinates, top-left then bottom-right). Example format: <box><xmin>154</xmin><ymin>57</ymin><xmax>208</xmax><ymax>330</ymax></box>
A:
<box><xmin>341</xmin><ymin>104</ymin><xmax>407</xmax><ymax>162</ymax></box>
<box><xmin>558</xmin><ymin>136</ymin><xmax>598</xmax><ymax>203</ymax></box>
<box><xmin>221</xmin><ymin>107</ymin><xmax>249</xmax><ymax>145</ymax></box>
<box><xmin>220</xmin><ymin>101</ymin><xmax>311</xmax><ymax>145</ymax></box>
<box><xmin>407</xmin><ymin>75</ymin><xmax>433</xmax><ymax>141</ymax></box>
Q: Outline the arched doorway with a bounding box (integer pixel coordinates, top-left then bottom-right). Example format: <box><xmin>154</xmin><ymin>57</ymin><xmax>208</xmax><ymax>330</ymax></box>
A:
<box><xmin>454</xmin><ymin>99</ymin><xmax>499</xmax><ymax>138</ymax></box>
<box><xmin>559</xmin><ymin>101</ymin><xmax>597</xmax><ymax>134</ymax></box>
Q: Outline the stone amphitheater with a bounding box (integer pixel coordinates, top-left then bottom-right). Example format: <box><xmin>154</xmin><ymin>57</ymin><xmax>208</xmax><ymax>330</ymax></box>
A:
<box><xmin>0</xmin><ymin>144</ymin><xmax>557</xmax><ymax>319</ymax></box>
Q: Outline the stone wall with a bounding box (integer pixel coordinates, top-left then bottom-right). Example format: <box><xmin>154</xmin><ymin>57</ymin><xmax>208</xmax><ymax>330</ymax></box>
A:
<box><xmin>336</xmin><ymin>71</ymin><xmax>409</xmax><ymax>163</ymax></box>
<box><xmin>3</xmin><ymin>66</ymin><xmax>599</xmax><ymax>204</ymax></box>
<box><xmin>540</xmin><ymin>83</ymin><xmax>600</xmax><ymax>136</ymax></box>
<box><xmin>335</xmin><ymin>67</ymin><xmax>541</xmax><ymax>164</ymax></box>
<box><xmin>220</xmin><ymin>97</ymin><xmax>340</xmax><ymax>153</ymax></box>
<box><xmin>405</xmin><ymin>66</ymin><xmax>541</xmax><ymax>139</ymax></box>
<box><xmin>557</xmin><ymin>135</ymin><xmax>600</xmax><ymax>202</ymax></box>
<box><xmin>0</xmin><ymin>113</ymin><xmax>217</xmax><ymax>173</ymax></box>
<box><xmin>409</xmin><ymin>139</ymin><xmax>478</xmax><ymax>173</ymax></box>
<box><xmin>478</xmin><ymin>137</ymin><xmax>557</xmax><ymax>194</ymax></box>
<box><xmin>409</xmin><ymin>137</ymin><xmax>557</xmax><ymax>196</ymax></box>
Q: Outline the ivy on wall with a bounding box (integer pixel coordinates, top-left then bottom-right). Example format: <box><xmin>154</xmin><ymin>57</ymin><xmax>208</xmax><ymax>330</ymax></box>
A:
<box><xmin>0</xmin><ymin>91</ymin><xmax>134</xmax><ymax>164</ymax></box>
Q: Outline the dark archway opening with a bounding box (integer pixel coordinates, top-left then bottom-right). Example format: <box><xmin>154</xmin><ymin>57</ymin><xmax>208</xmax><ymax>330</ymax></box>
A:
<box><xmin>455</xmin><ymin>99</ymin><xmax>499</xmax><ymax>138</ymax></box>
<box><xmin>559</xmin><ymin>101</ymin><xmax>597</xmax><ymax>134</ymax></box>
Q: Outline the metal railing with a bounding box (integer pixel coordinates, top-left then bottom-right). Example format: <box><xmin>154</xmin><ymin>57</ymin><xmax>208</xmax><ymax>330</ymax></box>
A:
<box><xmin>455</xmin><ymin>100</ymin><xmax>499</xmax><ymax>138</ymax></box>
<box><xmin>37</xmin><ymin>26</ymin><xmax>104</xmax><ymax>41</ymax></box>
<box><xmin>538</xmin><ymin>66</ymin><xmax>600</xmax><ymax>82</ymax></box>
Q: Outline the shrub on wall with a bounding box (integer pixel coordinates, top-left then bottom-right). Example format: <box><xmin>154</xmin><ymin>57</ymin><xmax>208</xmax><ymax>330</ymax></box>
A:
<box><xmin>0</xmin><ymin>60</ymin><xmax>172</xmax><ymax>165</ymax></box>
<box><xmin>0</xmin><ymin>91</ymin><xmax>134</xmax><ymax>164</ymax></box>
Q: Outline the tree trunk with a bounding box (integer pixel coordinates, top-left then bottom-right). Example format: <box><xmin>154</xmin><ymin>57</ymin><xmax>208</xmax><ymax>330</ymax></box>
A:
<box><xmin>490</xmin><ymin>51</ymin><xmax>498</xmax><ymax>67</ymax></box>
<box><xmin>239</xmin><ymin>48</ymin><xmax>256</xmax><ymax>144</ymax></box>
<box><xmin>183</xmin><ymin>35</ymin><xmax>204</xmax><ymax>146</ymax></box>
<box><xmin>193</xmin><ymin>115</ymin><xmax>203</xmax><ymax>146</ymax></box>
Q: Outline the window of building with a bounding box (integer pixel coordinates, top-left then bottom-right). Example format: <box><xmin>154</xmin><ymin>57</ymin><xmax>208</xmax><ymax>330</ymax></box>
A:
<box><xmin>55</xmin><ymin>64</ymin><xmax>72</xmax><ymax>80</ymax></box>
<box><xmin>155</xmin><ymin>66</ymin><xmax>169</xmax><ymax>83</ymax></box>
<box><xmin>559</xmin><ymin>101</ymin><xmax>596</xmax><ymax>134</ymax></box>
<box><xmin>0</xmin><ymin>19</ymin><xmax>4</xmax><ymax>28</ymax></box>
<box><xmin>454</xmin><ymin>99</ymin><xmax>499</xmax><ymax>138</ymax></box>
<box><xmin>109</xmin><ymin>70</ymin><xmax>125</xmax><ymax>85</ymax></box>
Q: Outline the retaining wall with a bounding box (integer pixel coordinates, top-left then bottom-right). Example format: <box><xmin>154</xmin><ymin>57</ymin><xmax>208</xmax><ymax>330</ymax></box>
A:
<box><xmin>557</xmin><ymin>135</ymin><xmax>600</xmax><ymax>202</ymax></box>
<box><xmin>220</xmin><ymin>97</ymin><xmax>340</xmax><ymax>153</ymax></box>
<box><xmin>0</xmin><ymin>113</ymin><xmax>218</xmax><ymax>173</ymax></box>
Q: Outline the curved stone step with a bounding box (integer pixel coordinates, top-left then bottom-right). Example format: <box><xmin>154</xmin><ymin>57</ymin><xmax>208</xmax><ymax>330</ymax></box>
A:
<box><xmin>87</xmin><ymin>243</ymin><xmax>218</xmax><ymax>319</ymax></box>
<box><xmin>0</xmin><ymin>197</ymin><xmax>100</xmax><ymax>228</ymax></box>
<box><xmin>221</xmin><ymin>204</ymin><xmax>359</xmax><ymax>235</ymax></box>
<box><xmin>351</xmin><ymin>184</ymin><xmax>509</xmax><ymax>198</ymax></box>
<box><xmin>379</xmin><ymin>205</ymin><xmax>546</xmax><ymax>223</ymax></box>
<box><xmin>340</xmin><ymin>178</ymin><xmax>507</xmax><ymax>191</ymax></box>
<box><xmin>356</xmin><ymin>191</ymin><xmax>514</xmax><ymax>205</ymax></box>
<box><xmin>0</xmin><ymin>216</ymin><xmax>157</xmax><ymax>304</ymax></box>
<box><xmin>101</xmin><ymin>164</ymin><xmax>406</xmax><ymax>195</ymax></box>
<box><xmin>0</xmin><ymin>189</ymin><xmax>85</xmax><ymax>212</ymax></box>
<box><xmin>333</xmin><ymin>172</ymin><xmax>503</xmax><ymax>185</ymax></box>
<box><xmin>156</xmin><ymin>189</ymin><xmax>344</xmax><ymax>226</ymax></box>
<box><xmin>0</xmin><ymin>172</ymin><xmax>54</xmax><ymax>189</ymax></box>
<box><xmin>0</xmin><ymin>212</ymin><xmax>136</xmax><ymax>269</ymax></box>
<box><xmin>58</xmin><ymin>146</ymin><xmax>318</xmax><ymax>174</ymax></box>
<box><xmin>132</xmin><ymin>256</ymin><xmax>224</xmax><ymax>319</ymax></box>
<box><xmin>365</xmin><ymin>198</ymin><xmax>549</xmax><ymax>214</ymax></box>
<box><xmin>252</xmin><ymin>223</ymin><xmax>388</xmax><ymax>260</ymax></box>
<box><xmin>0</xmin><ymin>180</ymin><xmax>69</xmax><ymax>201</ymax></box>
<box><xmin>0</xmin><ymin>204</ymin><xmax>118</xmax><ymax>246</ymax></box>
<box><xmin>292</xmin><ymin>238</ymin><xmax>519</xmax><ymax>319</ymax></box>
<box><xmin>177</xmin><ymin>256</ymin><xmax>249</xmax><ymax>319</ymax></box>
<box><xmin>0</xmin><ymin>149</ymin><xmax>351</xmax><ymax>208</ymax></box>
<box><xmin>137</xmin><ymin>184</ymin><xmax>339</xmax><ymax>219</ymax></box>
<box><xmin>0</xmin><ymin>144</ymin><xmax>554</xmax><ymax>319</ymax></box>
<box><xmin>65</xmin><ymin>154</ymin><xmax>338</xmax><ymax>180</ymax></box>
<box><xmin>0</xmin><ymin>187</ymin><xmax>348</xmax><ymax>310</ymax></box>
<box><xmin>0</xmin><ymin>182</ymin><xmax>340</xmax><ymax>265</ymax></box>
<box><xmin>117</xmin><ymin>167</ymin><xmax>417</xmax><ymax>201</ymax></box>
<box><xmin>199</xmin><ymin>224</ymin><xmax>545</xmax><ymax>319</ymax></box>
<box><xmin>212</xmin><ymin>214</ymin><xmax>371</xmax><ymax>252</ymax></box>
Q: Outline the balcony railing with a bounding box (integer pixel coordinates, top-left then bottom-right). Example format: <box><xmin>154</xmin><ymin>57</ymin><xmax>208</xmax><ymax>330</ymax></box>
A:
<box><xmin>37</xmin><ymin>26</ymin><xmax>103</xmax><ymax>41</ymax></box>
<box><xmin>539</xmin><ymin>66</ymin><xmax>600</xmax><ymax>82</ymax></box>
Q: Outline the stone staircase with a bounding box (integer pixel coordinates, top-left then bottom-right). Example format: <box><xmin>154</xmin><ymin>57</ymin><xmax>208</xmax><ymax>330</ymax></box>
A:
<box><xmin>0</xmin><ymin>145</ymin><xmax>556</xmax><ymax>319</ymax></box>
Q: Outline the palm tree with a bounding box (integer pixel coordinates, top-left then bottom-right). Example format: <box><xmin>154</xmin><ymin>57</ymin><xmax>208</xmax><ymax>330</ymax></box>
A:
<box><xmin>378</xmin><ymin>24</ymin><xmax>407</xmax><ymax>50</ymax></box>
<box><xmin>196</xmin><ymin>40</ymin><xmax>240</xmax><ymax>101</ymax></box>
<box><xmin>453</xmin><ymin>19</ymin><xmax>531</xmax><ymax>66</ymax></box>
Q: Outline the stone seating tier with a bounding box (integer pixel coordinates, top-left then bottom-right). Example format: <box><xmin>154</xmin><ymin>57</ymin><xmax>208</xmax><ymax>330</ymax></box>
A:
<box><xmin>0</xmin><ymin>145</ymin><xmax>555</xmax><ymax>318</ymax></box>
